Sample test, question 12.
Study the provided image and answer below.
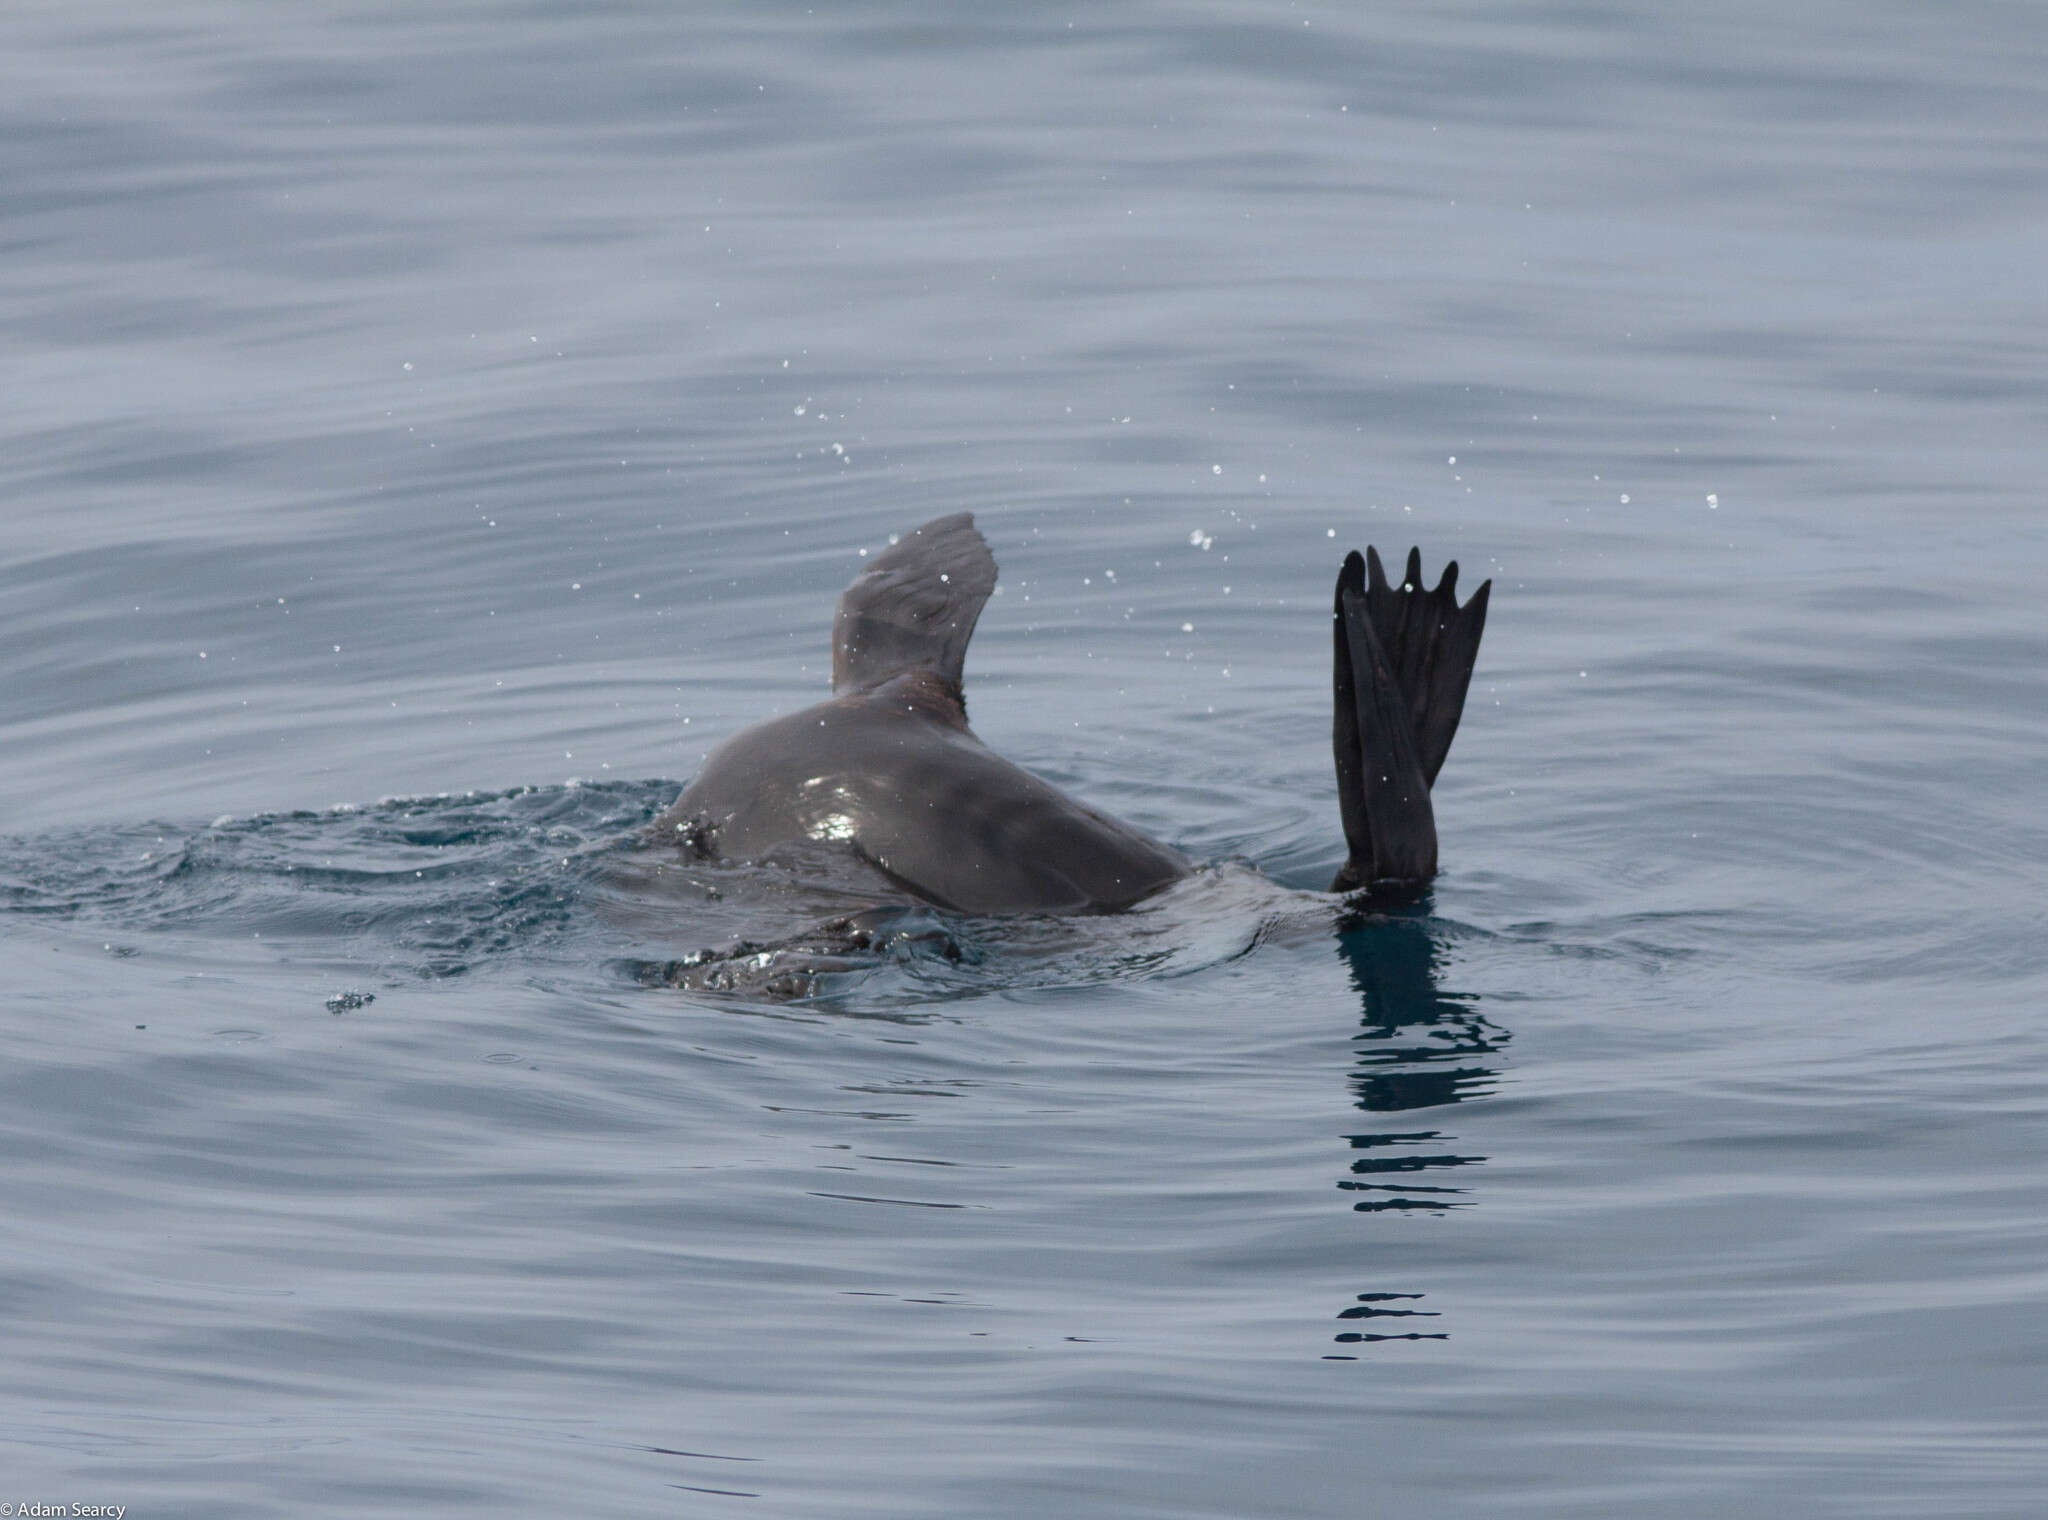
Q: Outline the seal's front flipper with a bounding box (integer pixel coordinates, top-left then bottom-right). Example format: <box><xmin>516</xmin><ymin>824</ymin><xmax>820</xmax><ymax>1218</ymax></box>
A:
<box><xmin>1332</xmin><ymin>552</ymin><xmax>1437</xmax><ymax>891</ymax></box>
<box><xmin>832</xmin><ymin>513</ymin><xmax>998</xmax><ymax>702</ymax></box>
<box><xmin>627</xmin><ymin>906</ymin><xmax>967</xmax><ymax>1000</ymax></box>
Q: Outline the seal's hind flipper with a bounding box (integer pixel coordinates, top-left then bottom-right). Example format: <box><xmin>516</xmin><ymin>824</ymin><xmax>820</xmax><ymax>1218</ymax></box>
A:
<box><xmin>833</xmin><ymin>513</ymin><xmax>998</xmax><ymax>699</ymax></box>
<box><xmin>1360</xmin><ymin>546</ymin><xmax>1490</xmax><ymax>785</ymax></box>
<box><xmin>1332</xmin><ymin>552</ymin><xmax>1437</xmax><ymax>890</ymax></box>
<box><xmin>1331</xmin><ymin>545</ymin><xmax>1490</xmax><ymax>891</ymax></box>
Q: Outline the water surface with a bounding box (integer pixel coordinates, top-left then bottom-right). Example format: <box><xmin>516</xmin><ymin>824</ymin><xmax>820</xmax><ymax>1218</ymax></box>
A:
<box><xmin>4</xmin><ymin>3</ymin><xmax>2046</xmax><ymax>1515</ymax></box>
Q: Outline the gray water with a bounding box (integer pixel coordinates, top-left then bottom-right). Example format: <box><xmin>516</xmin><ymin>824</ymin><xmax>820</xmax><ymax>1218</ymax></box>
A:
<box><xmin>4</xmin><ymin>3</ymin><xmax>2046</xmax><ymax>1515</ymax></box>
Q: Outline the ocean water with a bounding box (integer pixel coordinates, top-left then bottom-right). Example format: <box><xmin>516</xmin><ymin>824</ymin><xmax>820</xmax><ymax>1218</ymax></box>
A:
<box><xmin>4</xmin><ymin>3</ymin><xmax>2046</xmax><ymax>1515</ymax></box>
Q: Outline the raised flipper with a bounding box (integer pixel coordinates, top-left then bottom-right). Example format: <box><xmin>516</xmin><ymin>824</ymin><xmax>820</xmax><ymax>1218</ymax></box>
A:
<box><xmin>832</xmin><ymin>513</ymin><xmax>998</xmax><ymax>702</ymax></box>
<box><xmin>1331</xmin><ymin>546</ymin><xmax>1490</xmax><ymax>893</ymax></box>
<box><xmin>1360</xmin><ymin>546</ymin><xmax>1490</xmax><ymax>785</ymax></box>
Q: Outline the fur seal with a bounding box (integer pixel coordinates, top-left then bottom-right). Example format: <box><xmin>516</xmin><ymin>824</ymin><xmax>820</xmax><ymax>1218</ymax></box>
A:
<box><xmin>656</xmin><ymin>513</ymin><xmax>1487</xmax><ymax>913</ymax></box>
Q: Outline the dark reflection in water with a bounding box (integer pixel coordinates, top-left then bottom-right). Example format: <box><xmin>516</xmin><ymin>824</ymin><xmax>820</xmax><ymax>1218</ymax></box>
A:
<box><xmin>1325</xmin><ymin>904</ymin><xmax>1506</xmax><ymax>1354</ymax></box>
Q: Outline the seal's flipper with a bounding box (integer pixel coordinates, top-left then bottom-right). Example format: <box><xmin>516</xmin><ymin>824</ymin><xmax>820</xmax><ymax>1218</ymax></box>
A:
<box><xmin>832</xmin><ymin>513</ymin><xmax>998</xmax><ymax>700</ymax></box>
<box><xmin>1361</xmin><ymin>546</ymin><xmax>1490</xmax><ymax>786</ymax></box>
<box><xmin>1331</xmin><ymin>545</ymin><xmax>1488</xmax><ymax>891</ymax></box>
<box><xmin>1332</xmin><ymin>552</ymin><xmax>1437</xmax><ymax>890</ymax></box>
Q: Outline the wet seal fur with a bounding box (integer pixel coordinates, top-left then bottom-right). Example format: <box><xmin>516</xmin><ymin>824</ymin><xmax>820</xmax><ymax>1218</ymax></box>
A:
<box><xmin>656</xmin><ymin>513</ymin><xmax>1487</xmax><ymax>914</ymax></box>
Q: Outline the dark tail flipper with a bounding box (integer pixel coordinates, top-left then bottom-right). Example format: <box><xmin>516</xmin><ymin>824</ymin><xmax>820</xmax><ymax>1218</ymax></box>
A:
<box><xmin>1330</xmin><ymin>547</ymin><xmax>1490</xmax><ymax>893</ymax></box>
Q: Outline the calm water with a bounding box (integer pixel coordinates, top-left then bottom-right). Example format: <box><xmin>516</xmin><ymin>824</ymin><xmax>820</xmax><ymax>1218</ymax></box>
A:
<box><xmin>4</xmin><ymin>3</ymin><xmax>2046</xmax><ymax>1515</ymax></box>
